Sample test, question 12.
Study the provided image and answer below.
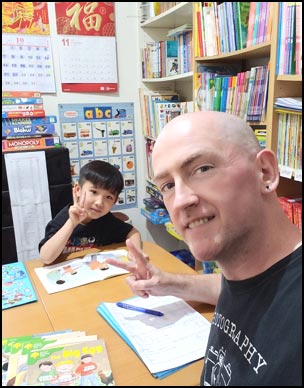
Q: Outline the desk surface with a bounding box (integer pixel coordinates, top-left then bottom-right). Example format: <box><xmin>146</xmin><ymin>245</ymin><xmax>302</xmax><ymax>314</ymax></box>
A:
<box><xmin>3</xmin><ymin>241</ymin><xmax>214</xmax><ymax>386</ymax></box>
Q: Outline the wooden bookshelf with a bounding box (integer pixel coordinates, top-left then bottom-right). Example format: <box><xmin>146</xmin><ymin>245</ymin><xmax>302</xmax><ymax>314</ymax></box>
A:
<box><xmin>138</xmin><ymin>2</ymin><xmax>302</xmax><ymax>241</ymax></box>
<box><xmin>193</xmin><ymin>2</ymin><xmax>302</xmax><ymax>198</ymax></box>
<box><xmin>138</xmin><ymin>2</ymin><xmax>194</xmax><ymax>250</ymax></box>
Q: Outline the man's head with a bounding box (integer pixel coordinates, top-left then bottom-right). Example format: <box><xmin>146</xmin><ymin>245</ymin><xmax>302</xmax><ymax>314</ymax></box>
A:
<box><xmin>152</xmin><ymin>111</ymin><xmax>280</xmax><ymax>266</ymax></box>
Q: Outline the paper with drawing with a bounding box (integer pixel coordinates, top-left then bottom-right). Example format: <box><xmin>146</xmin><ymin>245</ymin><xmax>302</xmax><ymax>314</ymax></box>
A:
<box><xmin>35</xmin><ymin>250</ymin><xmax>129</xmax><ymax>294</ymax></box>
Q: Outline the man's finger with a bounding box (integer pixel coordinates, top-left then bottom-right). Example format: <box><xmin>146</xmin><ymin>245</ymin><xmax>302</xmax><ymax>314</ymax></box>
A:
<box><xmin>105</xmin><ymin>257</ymin><xmax>136</xmax><ymax>272</ymax></box>
<box><xmin>126</xmin><ymin>239</ymin><xmax>151</xmax><ymax>280</ymax></box>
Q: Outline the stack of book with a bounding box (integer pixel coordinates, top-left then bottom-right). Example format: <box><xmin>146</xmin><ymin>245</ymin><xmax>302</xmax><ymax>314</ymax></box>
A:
<box><xmin>2</xmin><ymin>91</ymin><xmax>60</xmax><ymax>153</ymax></box>
<box><xmin>278</xmin><ymin>196</ymin><xmax>302</xmax><ymax>229</ymax></box>
<box><xmin>2</xmin><ymin>331</ymin><xmax>114</xmax><ymax>386</ymax></box>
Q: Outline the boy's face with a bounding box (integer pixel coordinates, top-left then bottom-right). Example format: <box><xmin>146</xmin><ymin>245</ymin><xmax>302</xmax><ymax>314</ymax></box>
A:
<box><xmin>75</xmin><ymin>181</ymin><xmax>117</xmax><ymax>221</ymax></box>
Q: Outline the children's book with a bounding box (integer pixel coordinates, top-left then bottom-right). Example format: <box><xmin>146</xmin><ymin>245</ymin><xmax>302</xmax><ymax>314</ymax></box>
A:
<box><xmin>26</xmin><ymin>339</ymin><xmax>115</xmax><ymax>386</ymax></box>
<box><xmin>5</xmin><ymin>333</ymin><xmax>98</xmax><ymax>386</ymax></box>
<box><xmin>2</xmin><ymin>262</ymin><xmax>37</xmax><ymax>310</ymax></box>
<box><xmin>34</xmin><ymin>250</ymin><xmax>129</xmax><ymax>294</ymax></box>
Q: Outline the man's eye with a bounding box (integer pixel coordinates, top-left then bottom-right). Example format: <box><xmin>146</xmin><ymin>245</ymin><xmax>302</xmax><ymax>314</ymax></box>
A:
<box><xmin>91</xmin><ymin>190</ymin><xmax>97</xmax><ymax>194</ymax></box>
<box><xmin>196</xmin><ymin>165</ymin><xmax>213</xmax><ymax>174</ymax></box>
<box><xmin>160</xmin><ymin>182</ymin><xmax>174</xmax><ymax>193</ymax></box>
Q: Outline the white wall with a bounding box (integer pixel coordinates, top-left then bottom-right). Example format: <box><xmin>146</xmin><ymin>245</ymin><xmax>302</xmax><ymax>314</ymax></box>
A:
<box><xmin>44</xmin><ymin>2</ymin><xmax>185</xmax><ymax>251</ymax></box>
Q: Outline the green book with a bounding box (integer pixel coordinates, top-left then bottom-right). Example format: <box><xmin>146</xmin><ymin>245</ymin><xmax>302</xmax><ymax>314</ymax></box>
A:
<box><xmin>236</xmin><ymin>2</ymin><xmax>251</xmax><ymax>49</ymax></box>
<box><xmin>213</xmin><ymin>76</ymin><xmax>223</xmax><ymax>111</ymax></box>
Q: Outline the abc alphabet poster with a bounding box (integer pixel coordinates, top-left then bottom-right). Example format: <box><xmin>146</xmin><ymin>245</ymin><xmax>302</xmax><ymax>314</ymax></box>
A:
<box><xmin>58</xmin><ymin>102</ymin><xmax>137</xmax><ymax>209</ymax></box>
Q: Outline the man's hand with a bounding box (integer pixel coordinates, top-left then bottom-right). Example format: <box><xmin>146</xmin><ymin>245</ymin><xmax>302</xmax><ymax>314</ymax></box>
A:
<box><xmin>106</xmin><ymin>239</ymin><xmax>165</xmax><ymax>298</ymax></box>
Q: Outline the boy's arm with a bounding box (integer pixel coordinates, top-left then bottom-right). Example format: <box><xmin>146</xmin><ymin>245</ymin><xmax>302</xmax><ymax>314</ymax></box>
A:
<box><xmin>40</xmin><ymin>187</ymin><xmax>87</xmax><ymax>265</ymax></box>
<box><xmin>39</xmin><ymin>219</ymin><xmax>76</xmax><ymax>264</ymax></box>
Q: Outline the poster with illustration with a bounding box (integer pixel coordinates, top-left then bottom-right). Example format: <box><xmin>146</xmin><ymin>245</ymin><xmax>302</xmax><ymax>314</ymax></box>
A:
<box><xmin>59</xmin><ymin>102</ymin><xmax>137</xmax><ymax>209</ymax></box>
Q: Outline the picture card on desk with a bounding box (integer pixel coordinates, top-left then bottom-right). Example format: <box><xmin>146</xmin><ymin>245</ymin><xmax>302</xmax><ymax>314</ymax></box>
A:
<box><xmin>34</xmin><ymin>250</ymin><xmax>129</xmax><ymax>294</ymax></box>
<box><xmin>97</xmin><ymin>295</ymin><xmax>211</xmax><ymax>379</ymax></box>
<box><xmin>2</xmin><ymin>262</ymin><xmax>37</xmax><ymax>310</ymax></box>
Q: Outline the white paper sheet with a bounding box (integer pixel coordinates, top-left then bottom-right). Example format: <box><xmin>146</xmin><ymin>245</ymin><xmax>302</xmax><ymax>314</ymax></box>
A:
<box><xmin>4</xmin><ymin>151</ymin><xmax>52</xmax><ymax>262</ymax></box>
<box><xmin>102</xmin><ymin>295</ymin><xmax>211</xmax><ymax>374</ymax></box>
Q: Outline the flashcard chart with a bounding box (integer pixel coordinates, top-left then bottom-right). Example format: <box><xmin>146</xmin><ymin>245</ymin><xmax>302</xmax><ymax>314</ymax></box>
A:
<box><xmin>59</xmin><ymin>103</ymin><xmax>137</xmax><ymax>209</ymax></box>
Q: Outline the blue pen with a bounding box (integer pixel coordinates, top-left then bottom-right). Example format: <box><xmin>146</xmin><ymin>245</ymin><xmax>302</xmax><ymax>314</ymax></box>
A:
<box><xmin>116</xmin><ymin>301</ymin><xmax>164</xmax><ymax>317</ymax></box>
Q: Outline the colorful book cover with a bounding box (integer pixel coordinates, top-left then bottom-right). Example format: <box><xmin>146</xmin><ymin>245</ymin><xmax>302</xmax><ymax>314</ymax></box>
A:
<box><xmin>2</xmin><ymin>136</ymin><xmax>61</xmax><ymax>152</ymax></box>
<box><xmin>2</xmin><ymin>91</ymin><xmax>41</xmax><ymax>98</ymax></box>
<box><xmin>2</xmin><ymin>262</ymin><xmax>37</xmax><ymax>310</ymax></box>
<box><xmin>2</xmin><ymin>97</ymin><xmax>44</xmax><ymax>105</ymax></box>
<box><xmin>2</xmin><ymin>109</ymin><xmax>46</xmax><ymax>119</ymax></box>
<box><xmin>34</xmin><ymin>250</ymin><xmax>129</xmax><ymax>294</ymax></box>
<box><xmin>165</xmin><ymin>40</ymin><xmax>178</xmax><ymax>76</ymax></box>
<box><xmin>2</xmin><ymin>123</ymin><xmax>56</xmax><ymax>138</ymax></box>
<box><xmin>2</xmin><ymin>115</ymin><xmax>57</xmax><ymax>126</ymax></box>
<box><xmin>26</xmin><ymin>339</ymin><xmax>114</xmax><ymax>386</ymax></box>
<box><xmin>5</xmin><ymin>333</ymin><xmax>98</xmax><ymax>386</ymax></box>
<box><xmin>236</xmin><ymin>2</ymin><xmax>251</xmax><ymax>49</ymax></box>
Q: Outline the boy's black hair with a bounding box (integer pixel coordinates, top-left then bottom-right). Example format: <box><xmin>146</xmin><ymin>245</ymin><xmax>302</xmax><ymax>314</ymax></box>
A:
<box><xmin>78</xmin><ymin>160</ymin><xmax>124</xmax><ymax>196</ymax></box>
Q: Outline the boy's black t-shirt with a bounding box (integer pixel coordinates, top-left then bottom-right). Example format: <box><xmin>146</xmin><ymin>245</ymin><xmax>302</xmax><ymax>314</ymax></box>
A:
<box><xmin>39</xmin><ymin>203</ymin><xmax>133</xmax><ymax>253</ymax></box>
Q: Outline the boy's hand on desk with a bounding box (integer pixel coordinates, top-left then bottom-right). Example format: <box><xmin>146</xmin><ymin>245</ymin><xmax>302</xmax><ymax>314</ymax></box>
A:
<box><xmin>106</xmin><ymin>239</ymin><xmax>166</xmax><ymax>299</ymax></box>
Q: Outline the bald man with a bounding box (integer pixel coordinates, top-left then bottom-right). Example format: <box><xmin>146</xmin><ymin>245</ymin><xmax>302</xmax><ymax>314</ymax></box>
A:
<box><xmin>107</xmin><ymin>112</ymin><xmax>302</xmax><ymax>386</ymax></box>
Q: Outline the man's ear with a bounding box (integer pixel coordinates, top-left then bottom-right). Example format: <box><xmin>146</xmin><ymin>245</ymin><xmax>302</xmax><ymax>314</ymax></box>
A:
<box><xmin>256</xmin><ymin>149</ymin><xmax>280</xmax><ymax>194</ymax></box>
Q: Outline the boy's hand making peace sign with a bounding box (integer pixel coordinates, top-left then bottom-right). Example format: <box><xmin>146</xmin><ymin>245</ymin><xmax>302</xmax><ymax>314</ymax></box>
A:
<box><xmin>69</xmin><ymin>186</ymin><xmax>88</xmax><ymax>227</ymax></box>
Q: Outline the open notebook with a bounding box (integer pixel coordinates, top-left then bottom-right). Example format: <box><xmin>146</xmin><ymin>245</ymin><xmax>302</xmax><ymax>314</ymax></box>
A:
<box><xmin>97</xmin><ymin>295</ymin><xmax>211</xmax><ymax>379</ymax></box>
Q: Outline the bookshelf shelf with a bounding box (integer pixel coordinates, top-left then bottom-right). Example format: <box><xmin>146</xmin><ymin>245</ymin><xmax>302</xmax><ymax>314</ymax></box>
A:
<box><xmin>195</xmin><ymin>41</ymin><xmax>271</xmax><ymax>62</ymax></box>
<box><xmin>277</xmin><ymin>75</ymin><xmax>302</xmax><ymax>82</ymax></box>
<box><xmin>142</xmin><ymin>71</ymin><xmax>193</xmax><ymax>83</ymax></box>
<box><xmin>140</xmin><ymin>2</ymin><xmax>192</xmax><ymax>29</ymax></box>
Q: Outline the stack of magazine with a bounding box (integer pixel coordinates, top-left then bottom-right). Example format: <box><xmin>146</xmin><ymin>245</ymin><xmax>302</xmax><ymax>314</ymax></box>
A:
<box><xmin>2</xmin><ymin>330</ymin><xmax>114</xmax><ymax>386</ymax></box>
<box><xmin>97</xmin><ymin>295</ymin><xmax>211</xmax><ymax>379</ymax></box>
<box><xmin>274</xmin><ymin>97</ymin><xmax>302</xmax><ymax>112</ymax></box>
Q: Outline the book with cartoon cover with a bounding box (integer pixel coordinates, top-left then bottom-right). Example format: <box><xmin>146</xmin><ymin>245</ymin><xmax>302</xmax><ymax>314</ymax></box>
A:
<box><xmin>26</xmin><ymin>339</ymin><xmax>115</xmax><ymax>386</ymax></box>
<box><xmin>2</xmin><ymin>261</ymin><xmax>37</xmax><ymax>309</ymax></box>
<box><xmin>34</xmin><ymin>250</ymin><xmax>129</xmax><ymax>294</ymax></box>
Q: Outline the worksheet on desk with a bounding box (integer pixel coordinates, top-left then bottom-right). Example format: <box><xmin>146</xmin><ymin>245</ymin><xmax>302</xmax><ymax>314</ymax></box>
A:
<box><xmin>101</xmin><ymin>295</ymin><xmax>211</xmax><ymax>374</ymax></box>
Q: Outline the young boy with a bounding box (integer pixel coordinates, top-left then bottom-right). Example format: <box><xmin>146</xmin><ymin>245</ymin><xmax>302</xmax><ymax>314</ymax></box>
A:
<box><xmin>39</xmin><ymin>160</ymin><xmax>142</xmax><ymax>264</ymax></box>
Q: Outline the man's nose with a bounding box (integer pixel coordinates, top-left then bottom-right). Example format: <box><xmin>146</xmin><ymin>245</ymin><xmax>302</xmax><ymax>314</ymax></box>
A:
<box><xmin>173</xmin><ymin>182</ymin><xmax>199</xmax><ymax>209</ymax></box>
